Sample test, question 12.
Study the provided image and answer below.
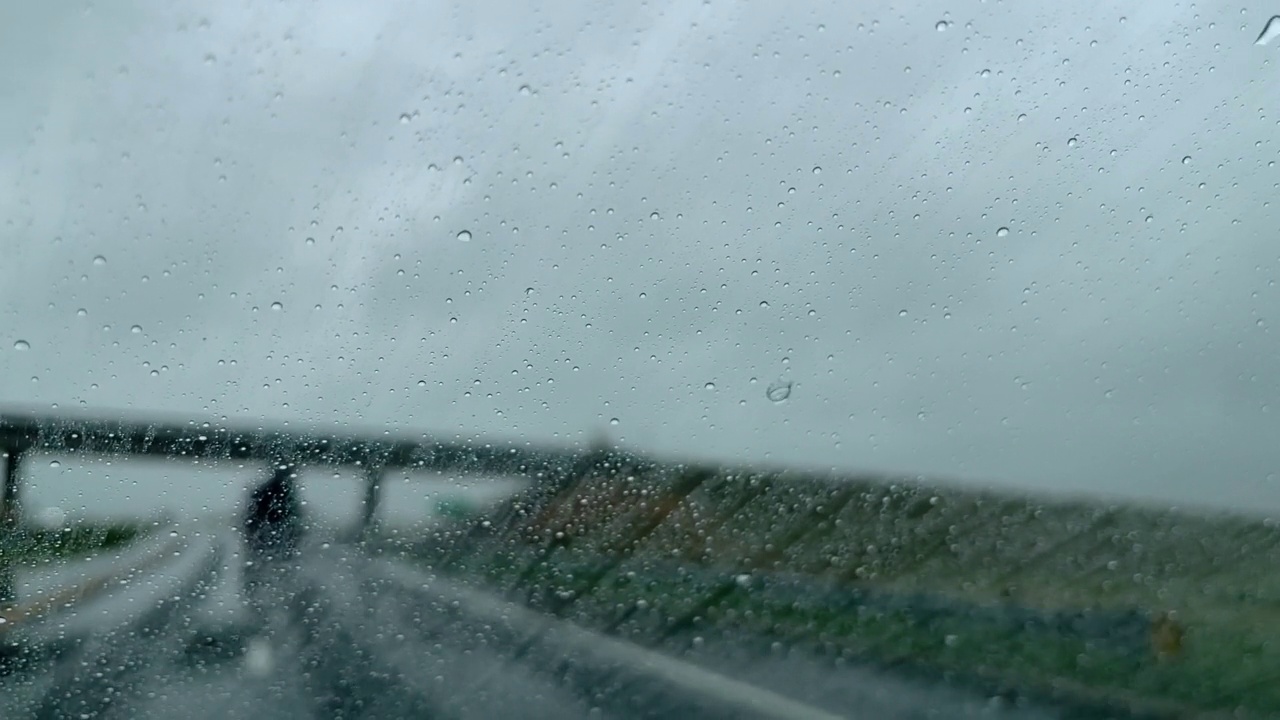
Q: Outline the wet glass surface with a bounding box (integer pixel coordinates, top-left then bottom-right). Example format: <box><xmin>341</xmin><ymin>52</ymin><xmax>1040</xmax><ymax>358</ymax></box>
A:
<box><xmin>3</xmin><ymin>2</ymin><xmax>1280</xmax><ymax>717</ymax></box>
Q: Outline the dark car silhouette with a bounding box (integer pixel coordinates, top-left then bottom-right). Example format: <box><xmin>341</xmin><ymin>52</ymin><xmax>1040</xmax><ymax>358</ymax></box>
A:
<box><xmin>243</xmin><ymin>464</ymin><xmax>304</xmax><ymax>565</ymax></box>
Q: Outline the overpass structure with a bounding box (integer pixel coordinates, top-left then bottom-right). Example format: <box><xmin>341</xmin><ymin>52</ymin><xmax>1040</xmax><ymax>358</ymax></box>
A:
<box><xmin>0</xmin><ymin>409</ymin><xmax>627</xmax><ymax>603</ymax></box>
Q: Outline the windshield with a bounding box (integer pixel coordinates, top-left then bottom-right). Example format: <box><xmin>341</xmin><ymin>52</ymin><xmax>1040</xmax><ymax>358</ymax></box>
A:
<box><xmin>2</xmin><ymin>2</ymin><xmax>1277</xmax><ymax>718</ymax></box>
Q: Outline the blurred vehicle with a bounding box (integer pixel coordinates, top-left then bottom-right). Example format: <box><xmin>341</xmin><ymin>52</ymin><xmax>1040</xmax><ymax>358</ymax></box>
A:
<box><xmin>243</xmin><ymin>465</ymin><xmax>304</xmax><ymax>569</ymax></box>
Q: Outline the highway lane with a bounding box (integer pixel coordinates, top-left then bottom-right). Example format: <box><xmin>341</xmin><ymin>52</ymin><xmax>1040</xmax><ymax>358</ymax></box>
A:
<box><xmin>0</xmin><ymin>529</ymin><xmax>221</xmax><ymax>719</ymax></box>
<box><xmin>120</xmin><ymin>546</ymin><xmax>603</xmax><ymax>719</ymax></box>
<box><xmin>0</xmin><ymin>531</ymin><xmax>1124</xmax><ymax>719</ymax></box>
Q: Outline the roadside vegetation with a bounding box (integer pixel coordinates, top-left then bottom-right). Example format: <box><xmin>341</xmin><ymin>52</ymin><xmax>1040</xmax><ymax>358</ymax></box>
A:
<box><xmin>419</xmin><ymin>454</ymin><xmax>1280</xmax><ymax>718</ymax></box>
<box><xmin>1</xmin><ymin>522</ymin><xmax>145</xmax><ymax>566</ymax></box>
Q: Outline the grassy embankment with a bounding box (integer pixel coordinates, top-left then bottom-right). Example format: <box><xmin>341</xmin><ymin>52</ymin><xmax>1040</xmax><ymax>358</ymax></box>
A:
<box><xmin>422</xmin><ymin>457</ymin><xmax>1280</xmax><ymax>717</ymax></box>
<box><xmin>1</xmin><ymin>523</ymin><xmax>145</xmax><ymax>567</ymax></box>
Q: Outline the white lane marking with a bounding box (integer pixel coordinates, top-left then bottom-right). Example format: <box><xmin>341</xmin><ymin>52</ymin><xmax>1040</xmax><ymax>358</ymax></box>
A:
<box><xmin>374</xmin><ymin>560</ymin><xmax>849</xmax><ymax>720</ymax></box>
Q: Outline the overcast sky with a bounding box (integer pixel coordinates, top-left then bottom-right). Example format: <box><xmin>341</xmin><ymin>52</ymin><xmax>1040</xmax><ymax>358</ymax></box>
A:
<box><xmin>4</xmin><ymin>0</ymin><xmax>1280</xmax><ymax>520</ymax></box>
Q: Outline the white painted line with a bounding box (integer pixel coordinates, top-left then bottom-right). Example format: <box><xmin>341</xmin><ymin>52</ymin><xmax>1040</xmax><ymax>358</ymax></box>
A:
<box><xmin>375</xmin><ymin>560</ymin><xmax>849</xmax><ymax>720</ymax></box>
<box><xmin>0</xmin><ymin>531</ymin><xmax>183</xmax><ymax>630</ymax></box>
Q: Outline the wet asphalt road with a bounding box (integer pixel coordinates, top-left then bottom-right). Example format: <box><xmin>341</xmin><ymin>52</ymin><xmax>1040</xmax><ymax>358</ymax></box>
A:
<box><xmin>0</xmin><ymin>530</ymin><xmax>1098</xmax><ymax>719</ymax></box>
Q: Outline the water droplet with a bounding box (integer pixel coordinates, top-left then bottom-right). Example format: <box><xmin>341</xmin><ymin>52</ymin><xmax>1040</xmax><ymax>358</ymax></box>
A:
<box><xmin>996</xmin><ymin>227</ymin><xmax>1010</xmax><ymax>237</ymax></box>
<box><xmin>305</xmin><ymin>237</ymin><xmax>315</xmax><ymax>246</ymax></box>
<box><xmin>49</xmin><ymin>460</ymin><xmax>60</xmax><ymax>468</ymax></box>
<box><xmin>609</xmin><ymin>417</ymin><xmax>620</xmax><ymax>426</ymax></box>
<box><xmin>92</xmin><ymin>255</ymin><xmax>107</xmax><ymax>266</ymax></box>
<box><xmin>76</xmin><ymin>308</ymin><xmax>87</xmax><ymax>317</ymax></box>
<box><xmin>898</xmin><ymin>309</ymin><xmax>908</xmax><ymax>317</ymax></box>
<box><xmin>649</xmin><ymin>211</ymin><xmax>660</xmax><ymax>220</ymax></box>
<box><xmin>130</xmin><ymin>325</ymin><xmax>142</xmax><ymax>334</ymax></box>
<box><xmin>935</xmin><ymin>20</ymin><xmax>949</xmax><ymax>31</ymax></box>
<box><xmin>456</xmin><ymin>230</ymin><xmax>472</xmax><ymax>242</ymax></box>
<box><xmin>704</xmin><ymin>382</ymin><xmax>716</xmax><ymax>391</ymax></box>
<box><xmin>399</xmin><ymin>113</ymin><xmax>412</xmax><ymax>124</ymax></box>
<box><xmin>1256</xmin><ymin>15</ymin><xmax>1280</xmax><ymax>46</ymax></box>
<box><xmin>1067</xmin><ymin>137</ymin><xmax>1078</xmax><ymax>148</ymax></box>
<box><xmin>270</xmin><ymin>302</ymin><xmax>283</xmax><ymax>311</ymax></box>
<box><xmin>417</xmin><ymin>380</ymin><xmax>427</xmax><ymax>387</ymax></box>
<box><xmin>766</xmin><ymin>380</ymin><xmax>793</xmax><ymax>403</ymax></box>
<box><xmin>1016</xmin><ymin>113</ymin><xmax>1027</xmax><ymax>122</ymax></box>
<box><xmin>812</xmin><ymin>166</ymin><xmax>822</xmax><ymax>175</ymax></box>
<box><xmin>13</xmin><ymin>340</ymin><xmax>29</xmax><ymax>351</ymax></box>
<box><xmin>979</xmin><ymin>68</ymin><xmax>991</xmax><ymax>78</ymax></box>
<box><xmin>518</xmin><ymin>85</ymin><xmax>531</xmax><ymax>96</ymax></box>
<box><xmin>1181</xmin><ymin>155</ymin><xmax>1191</xmax><ymax>165</ymax></box>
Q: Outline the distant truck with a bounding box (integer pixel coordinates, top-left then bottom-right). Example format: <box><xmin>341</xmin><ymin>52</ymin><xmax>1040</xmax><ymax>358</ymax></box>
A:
<box><xmin>243</xmin><ymin>465</ymin><xmax>304</xmax><ymax>565</ymax></box>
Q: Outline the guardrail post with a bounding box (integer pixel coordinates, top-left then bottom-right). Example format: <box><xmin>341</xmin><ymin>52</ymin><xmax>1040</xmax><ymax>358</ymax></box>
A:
<box><xmin>0</xmin><ymin>446</ymin><xmax>27</xmax><ymax>605</ymax></box>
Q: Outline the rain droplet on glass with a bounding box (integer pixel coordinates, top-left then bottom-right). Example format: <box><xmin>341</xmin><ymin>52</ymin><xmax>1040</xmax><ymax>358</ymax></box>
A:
<box><xmin>766</xmin><ymin>380</ymin><xmax>793</xmax><ymax>403</ymax></box>
<box><xmin>1256</xmin><ymin>16</ymin><xmax>1280</xmax><ymax>46</ymax></box>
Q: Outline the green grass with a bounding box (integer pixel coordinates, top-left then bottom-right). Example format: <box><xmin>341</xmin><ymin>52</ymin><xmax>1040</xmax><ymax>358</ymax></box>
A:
<box><xmin>0</xmin><ymin>522</ymin><xmax>145</xmax><ymax>566</ymax></box>
<box><xmin>425</xmin><ymin>463</ymin><xmax>1280</xmax><ymax>717</ymax></box>
<box><xmin>454</xmin><ymin>551</ymin><xmax>1267</xmax><ymax>714</ymax></box>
